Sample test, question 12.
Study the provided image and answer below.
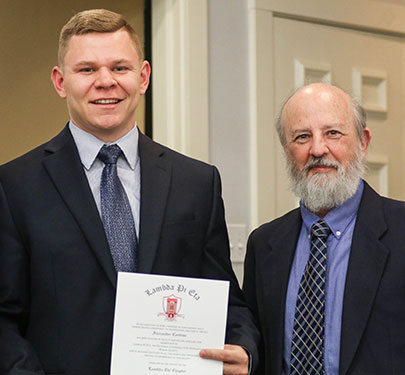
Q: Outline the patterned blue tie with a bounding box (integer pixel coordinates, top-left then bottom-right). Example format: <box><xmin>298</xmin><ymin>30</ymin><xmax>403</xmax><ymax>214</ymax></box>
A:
<box><xmin>290</xmin><ymin>219</ymin><xmax>331</xmax><ymax>375</ymax></box>
<box><xmin>98</xmin><ymin>144</ymin><xmax>138</xmax><ymax>272</ymax></box>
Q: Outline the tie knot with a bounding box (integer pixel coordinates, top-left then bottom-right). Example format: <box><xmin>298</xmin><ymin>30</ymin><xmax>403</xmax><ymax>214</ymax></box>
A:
<box><xmin>311</xmin><ymin>219</ymin><xmax>331</xmax><ymax>239</ymax></box>
<box><xmin>98</xmin><ymin>144</ymin><xmax>122</xmax><ymax>165</ymax></box>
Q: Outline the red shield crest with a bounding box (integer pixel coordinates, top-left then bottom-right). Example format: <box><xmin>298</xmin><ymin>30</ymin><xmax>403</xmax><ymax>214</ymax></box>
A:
<box><xmin>162</xmin><ymin>294</ymin><xmax>182</xmax><ymax>319</ymax></box>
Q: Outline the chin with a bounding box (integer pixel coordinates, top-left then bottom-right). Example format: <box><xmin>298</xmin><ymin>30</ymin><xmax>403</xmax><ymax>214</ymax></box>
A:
<box><xmin>92</xmin><ymin>119</ymin><xmax>120</xmax><ymax>128</ymax></box>
<box><xmin>308</xmin><ymin>170</ymin><xmax>336</xmax><ymax>178</ymax></box>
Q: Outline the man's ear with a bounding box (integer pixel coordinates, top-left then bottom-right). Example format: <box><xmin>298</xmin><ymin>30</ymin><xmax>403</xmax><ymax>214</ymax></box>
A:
<box><xmin>139</xmin><ymin>60</ymin><xmax>151</xmax><ymax>95</ymax></box>
<box><xmin>51</xmin><ymin>66</ymin><xmax>67</xmax><ymax>99</ymax></box>
<box><xmin>361</xmin><ymin>127</ymin><xmax>372</xmax><ymax>153</ymax></box>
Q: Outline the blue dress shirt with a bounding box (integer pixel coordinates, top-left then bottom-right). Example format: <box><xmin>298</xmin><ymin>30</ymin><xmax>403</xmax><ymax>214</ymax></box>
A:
<box><xmin>283</xmin><ymin>180</ymin><xmax>364</xmax><ymax>375</ymax></box>
<box><xmin>69</xmin><ymin>121</ymin><xmax>141</xmax><ymax>235</ymax></box>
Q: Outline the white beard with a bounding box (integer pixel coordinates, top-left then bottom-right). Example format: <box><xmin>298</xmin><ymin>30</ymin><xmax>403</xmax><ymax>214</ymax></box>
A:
<box><xmin>286</xmin><ymin>147</ymin><xmax>366</xmax><ymax>214</ymax></box>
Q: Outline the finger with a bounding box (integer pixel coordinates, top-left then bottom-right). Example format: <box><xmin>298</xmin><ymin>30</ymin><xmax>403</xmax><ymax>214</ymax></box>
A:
<box><xmin>200</xmin><ymin>346</ymin><xmax>248</xmax><ymax>362</ymax></box>
<box><xmin>223</xmin><ymin>345</ymin><xmax>249</xmax><ymax>363</ymax></box>
<box><xmin>199</xmin><ymin>348</ymin><xmax>226</xmax><ymax>361</ymax></box>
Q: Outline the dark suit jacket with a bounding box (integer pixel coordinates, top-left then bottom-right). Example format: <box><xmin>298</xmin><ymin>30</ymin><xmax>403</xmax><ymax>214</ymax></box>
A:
<box><xmin>243</xmin><ymin>182</ymin><xmax>405</xmax><ymax>375</ymax></box>
<box><xmin>0</xmin><ymin>126</ymin><xmax>259</xmax><ymax>375</ymax></box>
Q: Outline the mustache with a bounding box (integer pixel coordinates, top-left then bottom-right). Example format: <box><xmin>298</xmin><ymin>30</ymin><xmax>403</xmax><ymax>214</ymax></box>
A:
<box><xmin>303</xmin><ymin>158</ymin><xmax>340</xmax><ymax>174</ymax></box>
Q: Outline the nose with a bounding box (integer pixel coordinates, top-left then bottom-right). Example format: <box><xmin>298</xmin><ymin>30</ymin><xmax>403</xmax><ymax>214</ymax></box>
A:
<box><xmin>309</xmin><ymin>134</ymin><xmax>329</xmax><ymax>158</ymax></box>
<box><xmin>94</xmin><ymin>67</ymin><xmax>116</xmax><ymax>88</ymax></box>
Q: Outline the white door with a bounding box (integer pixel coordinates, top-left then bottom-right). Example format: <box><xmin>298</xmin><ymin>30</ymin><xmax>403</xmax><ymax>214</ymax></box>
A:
<box><xmin>273</xmin><ymin>16</ymin><xmax>405</xmax><ymax>216</ymax></box>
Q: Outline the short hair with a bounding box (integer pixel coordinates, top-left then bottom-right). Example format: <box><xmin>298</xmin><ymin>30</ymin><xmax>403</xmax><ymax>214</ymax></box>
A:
<box><xmin>58</xmin><ymin>9</ymin><xmax>144</xmax><ymax>66</ymax></box>
<box><xmin>275</xmin><ymin>85</ymin><xmax>367</xmax><ymax>147</ymax></box>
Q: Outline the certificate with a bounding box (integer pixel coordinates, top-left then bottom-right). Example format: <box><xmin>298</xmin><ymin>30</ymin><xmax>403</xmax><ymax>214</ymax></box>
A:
<box><xmin>110</xmin><ymin>272</ymin><xmax>229</xmax><ymax>375</ymax></box>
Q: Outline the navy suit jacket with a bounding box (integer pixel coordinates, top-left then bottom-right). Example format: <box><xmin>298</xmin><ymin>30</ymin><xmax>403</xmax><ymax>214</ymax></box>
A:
<box><xmin>0</xmin><ymin>126</ymin><xmax>259</xmax><ymax>375</ymax></box>
<box><xmin>244</xmin><ymin>182</ymin><xmax>405</xmax><ymax>375</ymax></box>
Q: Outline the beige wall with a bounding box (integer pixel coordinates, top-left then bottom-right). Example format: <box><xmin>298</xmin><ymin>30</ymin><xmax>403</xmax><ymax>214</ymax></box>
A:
<box><xmin>0</xmin><ymin>0</ymin><xmax>145</xmax><ymax>164</ymax></box>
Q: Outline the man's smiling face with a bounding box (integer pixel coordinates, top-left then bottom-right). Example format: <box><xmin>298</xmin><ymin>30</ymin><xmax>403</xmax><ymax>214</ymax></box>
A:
<box><xmin>283</xmin><ymin>84</ymin><xmax>361</xmax><ymax>179</ymax></box>
<box><xmin>51</xmin><ymin>28</ymin><xmax>150</xmax><ymax>142</ymax></box>
<box><xmin>281</xmin><ymin>83</ymin><xmax>371</xmax><ymax>216</ymax></box>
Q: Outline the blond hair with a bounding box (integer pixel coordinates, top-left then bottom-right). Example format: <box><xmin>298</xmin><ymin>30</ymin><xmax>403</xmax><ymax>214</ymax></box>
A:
<box><xmin>58</xmin><ymin>9</ymin><xmax>143</xmax><ymax>65</ymax></box>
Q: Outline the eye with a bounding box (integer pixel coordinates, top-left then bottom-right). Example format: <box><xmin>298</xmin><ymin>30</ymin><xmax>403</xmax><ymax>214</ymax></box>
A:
<box><xmin>327</xmin><ymin>130</ymin><xmax>342</xmax><ymax>138</ymax></box>
<box><xmin>293</xmin><ymin>133</ymin><xmax>311</xmax><ymax>143</ymax></box>
<box><xmin>80</xmin><ymin>67</ymin><xmax>93</xmax><ymax>73</ymax></box>
<box><xmin>114</xmin><ymin>66</ymin><xmax>128</xmax><ymax>72</ymax></box>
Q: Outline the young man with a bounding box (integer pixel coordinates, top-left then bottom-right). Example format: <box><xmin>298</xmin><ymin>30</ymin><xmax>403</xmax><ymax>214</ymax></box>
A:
<box><xmin>0</xmin><ymin>9</ymin><xmax>258</xmax><ymax>375</ymax></box>
<box><xmin>244</xmin><ymin>83</ymin><xmax>405</xmax><ymax>374</ymax></box>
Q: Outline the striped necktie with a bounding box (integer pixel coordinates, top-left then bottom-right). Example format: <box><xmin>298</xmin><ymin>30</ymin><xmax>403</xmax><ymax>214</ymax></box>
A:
<box><xmin>290</xmin><ymin>219</ymin><xmax>331</xmax><ymax>375</ymax></box>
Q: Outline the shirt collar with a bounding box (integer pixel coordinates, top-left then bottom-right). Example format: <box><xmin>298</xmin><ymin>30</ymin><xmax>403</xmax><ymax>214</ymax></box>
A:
<box><xmin>300</xmin><ymin>179</ymin><xmax>364</xmax><ymax>239</ymax></box>
<box><xmin>69</xmin><ymin>121</ymin><xmax>139</xmax><ymax>170</ymax></box>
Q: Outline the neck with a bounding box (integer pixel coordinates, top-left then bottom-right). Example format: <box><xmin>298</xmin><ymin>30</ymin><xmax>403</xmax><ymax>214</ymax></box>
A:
<box><xmin>314</xmin><ymin>209</ymin><xmax>329</xmax><ymax>218</ymax></box>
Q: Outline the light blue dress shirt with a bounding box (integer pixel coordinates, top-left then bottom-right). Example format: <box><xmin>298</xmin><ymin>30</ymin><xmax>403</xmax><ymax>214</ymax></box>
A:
<box><xmin>283</xmin><ymin>180</ymin><xmax>364</xmax><ymax>375</ymax></box>
<box><xmin>69</xmin><ymin>121</ymin><xmax>141</xmax><ymax>235</ymax></box>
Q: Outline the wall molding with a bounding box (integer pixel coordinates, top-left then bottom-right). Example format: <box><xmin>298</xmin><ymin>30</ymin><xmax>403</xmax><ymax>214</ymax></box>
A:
<box><xmin>151</xmin><ymin>0</ymin><xmax>209</xmax><ymax>162</ymax></box>
<box><xmin>249</xmin><ymin>0</ymin><xmax>405</xmax><ymax>37</ymax></box>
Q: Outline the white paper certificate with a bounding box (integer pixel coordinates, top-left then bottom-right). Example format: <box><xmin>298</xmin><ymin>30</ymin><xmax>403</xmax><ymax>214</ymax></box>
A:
<box><xmin>110</xmin><ymin>272</ymin><xmax>229</xmax><ymax>375</ymax></box>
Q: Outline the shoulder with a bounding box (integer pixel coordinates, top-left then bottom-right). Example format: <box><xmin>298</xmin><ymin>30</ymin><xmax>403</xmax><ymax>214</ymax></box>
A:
<box><xmin>360</xmin><ymin>182</ymin><xmax>405</xmax><ymax>219</ymax></box>
<box><xmin>0</xmin><ymin>126</ymin><xmax>71</xmax><ymax>182</ymax></box>
<box><xmin>0</xmin><ymin>144</ymin><xmax>49</xmax><ymax>183</ymax></box>
<box><xmin>249</xmin><ymin>208</ymin><xmax>301</xmax><ymax>243</ymax></box>
<box><xmin>356</xmin><ymin>182</ymin><xmax>405</xmax><ymax>240</ymax></box>
<box><xmin>379</xmin><ymin>196</ymin><xmax>405</xmax><ymax>227</ymax></box>
<box><xmin>138</xmin><ymin>133</ymin><xmax>218</xmax><ymax>177</ymax></box>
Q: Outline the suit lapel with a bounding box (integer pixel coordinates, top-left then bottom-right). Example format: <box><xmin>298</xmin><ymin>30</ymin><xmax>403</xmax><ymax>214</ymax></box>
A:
<box><xmin>138</xmin><ymin>133</ymin><xmax>171</xmax><ymax>273</ymax></box>
<box><xmin>42</xmin><ymin>126</ymin><xmax>117</xmax><ymax>287</ymax></box>
<box><xmin>264</xmin><ymin>209</ymin><xmax>302</xmax><ymax>374</ymax></box>
<box><xmin>339</xmin><ymin>183</ymin><xmax>389</xmax><ymax>375</ymax></box>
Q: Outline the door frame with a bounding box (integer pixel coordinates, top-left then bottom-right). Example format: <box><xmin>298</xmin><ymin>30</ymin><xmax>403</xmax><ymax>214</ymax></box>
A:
<box><xmin>247</xmin><ymin>0</ymin><xmax>405</xmax><ymax>227</ymax></box>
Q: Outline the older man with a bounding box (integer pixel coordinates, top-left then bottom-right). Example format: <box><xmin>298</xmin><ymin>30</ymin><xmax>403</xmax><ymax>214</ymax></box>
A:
<box><xmin>244</xmin><ymin>83</ymin><xmax>405</xmax><ymax>375</ymax></box>
<box><xmin>0</xmin><ymin>9</ymin><xmax>258</xmax><ymax>375</ymax></box>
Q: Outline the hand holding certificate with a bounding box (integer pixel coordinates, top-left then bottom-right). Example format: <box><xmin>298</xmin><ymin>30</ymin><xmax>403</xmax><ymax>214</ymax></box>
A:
<box><xmin>111</xmin><ymin>273</ymin><xmax>230</xmax><ymax>375</ymax></box>
<box><xmin>199</xmin><ymin>344</ymin><xmax>249</xmax><ymax>375</ymax></box>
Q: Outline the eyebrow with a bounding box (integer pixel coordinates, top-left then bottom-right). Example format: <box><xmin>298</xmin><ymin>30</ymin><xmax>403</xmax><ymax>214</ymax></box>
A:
<box><xmin>291</xmin><ymin>123</ymin><xmax>342</xmax><ymax>132</ymax></box>
<box><xmin>74</xmin><ymin>61</ymin><xmax>95</xmax><ymax>66</ymax></box>
<box><xmin>112</xmin><ymin>59</ymin><xmax>133</xmax><ymax>65</ymax></box>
